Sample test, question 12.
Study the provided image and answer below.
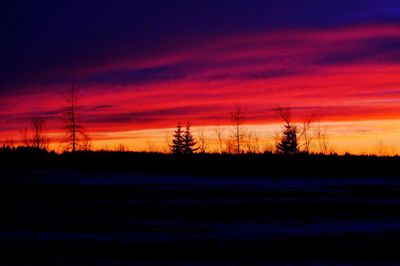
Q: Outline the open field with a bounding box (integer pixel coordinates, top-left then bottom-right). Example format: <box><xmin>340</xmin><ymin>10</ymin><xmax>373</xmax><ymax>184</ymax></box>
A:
<box><xmin>2</xmin><ymin>168</ymin><xmax>400</xmax><ymax>264</ymax></box>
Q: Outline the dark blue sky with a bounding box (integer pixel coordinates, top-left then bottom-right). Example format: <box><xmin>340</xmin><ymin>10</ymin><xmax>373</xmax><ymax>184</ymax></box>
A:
<box><xmin>1</xmin><ymin>0</ymin><xmax>399</xmax><ymax>91</ymax></box>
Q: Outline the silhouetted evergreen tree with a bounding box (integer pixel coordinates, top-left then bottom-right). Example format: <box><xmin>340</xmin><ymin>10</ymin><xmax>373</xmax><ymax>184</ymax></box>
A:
<box><xmin>170</xmin><ymin>122</ymin><xmax>184</xmax><ymax>154</ymax></box>
<box><xmin>183</xmin><ymin>122</ymin><xmax>198</xmax><ymax>154</ymax></box>
<box><xmin>274</xmin><ymin>107</ymin><xmax>299</xmax><ymax>155</ymax></box>
<box><xmin>276</xmin><ymin>124</ymin><xmax>299</xmax><ymax>155</ymax></box>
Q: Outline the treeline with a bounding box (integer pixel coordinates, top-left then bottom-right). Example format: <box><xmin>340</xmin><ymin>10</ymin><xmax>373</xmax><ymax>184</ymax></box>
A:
<box><xmin>1</xmin><ymin>147</ymin><xmax>400</xmax><ymax>177</ymax></box>
<box><xmin>2</xmin><ymin>104</ymin><xmax>334</xmax><ymax>155</ymax></box>
<box><xmin>166</xmin><ymin>105</ymin><xmax>334</xmax><ymax>156</ymax></box>
<box><xmin>1</xmin><ymin>86</ymin><xmax>393</xmax><ymax>156</ymax></box>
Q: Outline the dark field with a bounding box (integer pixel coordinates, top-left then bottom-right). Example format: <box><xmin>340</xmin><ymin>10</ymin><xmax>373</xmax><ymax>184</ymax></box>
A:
<box><xmin>2</xmin><ymin>168</ymin><xmax>400</xmax><ymax>265</ymax></box>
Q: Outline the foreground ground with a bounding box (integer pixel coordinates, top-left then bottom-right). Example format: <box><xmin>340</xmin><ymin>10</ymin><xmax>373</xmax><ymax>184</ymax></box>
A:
<box><xmin>2</xmin><ymin>169</ymin><xmax>400</xmax><ymax>264</ymax></box>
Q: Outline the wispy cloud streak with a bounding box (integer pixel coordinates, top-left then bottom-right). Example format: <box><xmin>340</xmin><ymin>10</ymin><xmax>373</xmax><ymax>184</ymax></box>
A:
<box><xmin>1</xmin><ymin>24</ymin><xmax>400</xmax><ymax>149</ymax></box>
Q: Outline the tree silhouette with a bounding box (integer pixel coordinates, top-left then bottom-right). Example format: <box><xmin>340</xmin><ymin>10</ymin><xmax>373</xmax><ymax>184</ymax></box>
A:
<box><xmin>245</xmin><ymin>131</ymin><xmax>260</xmax><ymax>154</ymax></box>
<box><xmin>22</xmin><ymin>116</ymin><xmax>49</xmax><ymax>150</ymax></box>
<box><xmin>299</xmin><ymin>113</ymin><xmax>316</xmax><ymax>153</ymax></box>
<box><xmin>170</xmin><ymin>122</ymin><xmax>184</xmax><ymax>154</ymax></box>
<box><xmin>316</xmin><ymin>125</ymin><xmax>333</xmax><ymax>155</ymax></box>
<box><xmin>81</xmin><ymin>131</ymin><xmax>92</xmax><ymax>151</ymax></box>
<box><xmin>214</xmin><ymin>126</ymin><xmax>225</xmax><ymax>154</ymax></box>
<box><xmin>183</xmin><ymin>122</ymin><xmax>198</xmax><ymax>154</ymax></box>
<box><xmin>197</xmin><ymin>129</ymin><xmax>208</xmax><ymax>153</ymax></box>
<box><xmin>230</xmin><ymin>103</ymin><xmax>246</xmax><ymax>154</ymax></box>
<box><xmin>275</xmin><ymin>107</ymin><xmax>299</xmax><ymax>155</ymax></box>
<box><xmin>276</xmin><ymin>124</ymin><xmax>299</xmax><ymax>155</ymax></box>
<box><xmin>63</xmin><ymin>84</ymin><xmax>90</xmax><ymax>152</ymax></box>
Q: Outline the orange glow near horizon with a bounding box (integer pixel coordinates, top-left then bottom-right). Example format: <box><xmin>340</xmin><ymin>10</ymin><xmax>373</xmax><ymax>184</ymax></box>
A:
<box><xmin>73</xmin><ymin>121</ymin><xmax>400</xmax><ymax>155</ymax></box>
<box><xmin>5</xmin><ymin>120</ymin><xmax>400</xmax><ymax>156</ymax></box>
<box><xmin>1</xmin><ymin>24</ymin><xmax>400</xmax><ymax>154</ymax></box>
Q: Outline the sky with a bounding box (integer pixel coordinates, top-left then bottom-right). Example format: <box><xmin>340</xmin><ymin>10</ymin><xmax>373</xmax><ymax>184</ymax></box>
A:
<box><xmin>1</xmin><ymin>0</ymin><xmax>400</xmax><ymax>153</ymax></box>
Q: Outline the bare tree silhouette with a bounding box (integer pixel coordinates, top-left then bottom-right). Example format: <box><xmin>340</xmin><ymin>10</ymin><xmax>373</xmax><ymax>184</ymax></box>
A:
<box><xmin>163</xmin><ymin>130</ymin><xmax>172</xmax><ymax>153</ymax></box>
<box><xmin>230</xmin><ymin>103</ymin><xmax>246</xmax><ymax>154</ymax></box>
<box><xmin>147</xmin><ymin>141</ymin><xmax>160</xmax><ymax>153</ymax></box>
<box><xmin>81</xmin><ymin>132</ymin><xmax>93</xmax><ymax>151</ymax></box>
<box><xmin>299</xmin><ymin>113</ymin><xmax>317</xmax><ymax>153</ymax></box>
<box><xmin>22</xmin><ymin>116</ymin><xmax>49</xmax><ymax>150</ymax></box>
<box><xmin>117</xmin><ymin>144</ymin><xmax>127</xmax><ymax>152</ymax></box>
<box><xmin>316</xmin><ymin>125</ymin><xmax>333</xmax><ymax>155</ymax></box>
<box><xmin>375</xmin><ymin>140</ymin><xmax>388</xmax><ymax>157</ymax></box>
<box><xmin>245</xmin><ymin>131</ymin><xmax>261</xmax><ymax>154</ymax></box>
<box><xmin>197</xmin><ymin>129</ymin><xmax>208</xmax><ymax>153</ymax></box>
<box><xmin>224</xmin><ymin>138</ymin><xmax>235</xmax><ymax>154</ymax></box>
<box><xmin>214</xmin><ymin>126</ymin><xmax>225</xmax><ymax>154</ymax></box>
<box><xmin>63</xmin><ymin>84</ymin><xmax>90</xmax><ymax>152</ymax></box>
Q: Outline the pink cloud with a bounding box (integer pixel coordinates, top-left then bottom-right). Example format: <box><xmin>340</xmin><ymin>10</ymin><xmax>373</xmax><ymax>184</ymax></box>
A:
<box><xmin>1</xmin><ymin>24</ymin><xmax>400</xmax><ymax>146</ymax></box>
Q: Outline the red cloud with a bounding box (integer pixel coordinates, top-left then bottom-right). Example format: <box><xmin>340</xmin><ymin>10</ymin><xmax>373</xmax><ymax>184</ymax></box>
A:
<box><xmin>1</xmin><ymin>24</ymin><xmax>400</xmax><ymax>148</ymax></box>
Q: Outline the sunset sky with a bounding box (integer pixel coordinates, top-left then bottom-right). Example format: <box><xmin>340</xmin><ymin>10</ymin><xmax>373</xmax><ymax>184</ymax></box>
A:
<box><xmin>1</xmin><ymin>1</ymin><xmax>400</xmax><ymax>153</ymax></box>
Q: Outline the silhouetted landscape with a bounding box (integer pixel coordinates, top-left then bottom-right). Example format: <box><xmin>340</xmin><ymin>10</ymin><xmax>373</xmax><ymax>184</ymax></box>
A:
<box><xmin>5</xmin><ymin>80</ymin><xmax>400</xmax><ymax>264</ymax></box>
<box><xmin>1</xmin><ymin>148</ymin><xmax>400</xmax><ymax>264</ymax></box>
<box><xmin>2</xmin><ymin>147</ymin><xmax>400</xmax><ymax>177</ymax></box>
<box><xmin>3</xmin><ymin>0</ymin><xmax>400</xmax><ymax>264</ymax></box>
